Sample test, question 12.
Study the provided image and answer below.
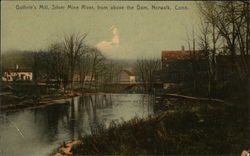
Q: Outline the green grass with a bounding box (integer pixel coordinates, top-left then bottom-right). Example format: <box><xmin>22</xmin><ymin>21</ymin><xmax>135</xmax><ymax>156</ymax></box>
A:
<box><xmin>72</xmin><ymin>100</ymin><xmax>248</xmax><ymax>155</ymax></box>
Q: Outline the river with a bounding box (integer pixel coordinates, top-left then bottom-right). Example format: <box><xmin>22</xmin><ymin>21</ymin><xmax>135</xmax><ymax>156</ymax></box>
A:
<box><xmin>0</xmin><ymin>94</ymin><xmax>154</xmax><ymax>156</ymax></box>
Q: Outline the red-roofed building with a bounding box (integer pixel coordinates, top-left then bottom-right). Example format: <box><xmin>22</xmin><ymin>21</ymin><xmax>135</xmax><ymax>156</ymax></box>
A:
<box><xmin>161</xmin><ymin>50</ymin><xmax>208</xmax><ymax>84</ymax></box>
<box><xmin>2</xmin><ymin>64</ymin><xmax>33</xmax><ymax>81</ymax></box>
<box><xmin>161</xmin><ymin>50</ymin><xmax>207</xmax><ymax>61</ymax></box>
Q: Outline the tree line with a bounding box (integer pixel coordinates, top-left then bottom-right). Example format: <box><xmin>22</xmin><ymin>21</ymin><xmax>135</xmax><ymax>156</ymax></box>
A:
<box><xmin>184</xmin><ymin>1</ymin><xmax>249</xmax><ymax>97</ymax></box>
<box><xmin>1</xmin><ymin>33</ymin><xmax>123</xmax><ymax>92</ymax></box>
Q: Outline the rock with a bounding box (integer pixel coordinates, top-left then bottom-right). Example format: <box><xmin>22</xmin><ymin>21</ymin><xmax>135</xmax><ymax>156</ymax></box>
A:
<box><xmin>241</xmin><ymin>150</ymin><xmax>250</xmax><ymax>156</ymax></box>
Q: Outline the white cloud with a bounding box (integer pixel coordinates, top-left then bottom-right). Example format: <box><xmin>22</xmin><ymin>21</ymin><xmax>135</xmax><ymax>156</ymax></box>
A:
<box><xmin>96</xmin><ymin>26</ymin><xmax>120</xmax><ymax>50</ymax></box>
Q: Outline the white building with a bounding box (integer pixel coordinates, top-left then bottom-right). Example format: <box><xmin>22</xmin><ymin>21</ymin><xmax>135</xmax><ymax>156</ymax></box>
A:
<box><xmin>118</xmin><ymin>70</ymin><xmax>136</xmax><ymax>82</ymax></box>
<box><xmin>2</xmin><ymin>65</ymin><xmax>33</xmax><ymax>81</ymax></box>
<box><xmin>73</xmin><ymin>74</ymin><xmax>95</xmax><ymax>82</ymax></box>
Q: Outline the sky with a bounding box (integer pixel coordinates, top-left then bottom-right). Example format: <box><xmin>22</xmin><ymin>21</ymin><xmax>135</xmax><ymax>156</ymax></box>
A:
<box><xmin>1</xmin><ymin>1</ymin><xmax>200</xmax><ymax>59</ymax></box>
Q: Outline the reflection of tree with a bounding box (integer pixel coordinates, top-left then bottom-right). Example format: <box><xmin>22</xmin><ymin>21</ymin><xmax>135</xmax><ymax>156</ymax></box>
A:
<box><xmin>140</xmin><ymin>94</ymin><xmax>154</xmax><ymax>116</ymax></box>
<box><xmin>69</xmin><ymin>98</ymin><xmax>76</xmax><ymax>139</ymax></box>
<box><xmin>89</xmin><ymin>95</ymin><xmax>98</xmax><ymax>131</ymax></box>
<box><xmin>75</xmin><ymin>95</ymin><xmax>114</xmax><ymax>134</ymax></box>
<box><xmin>32</xmin><ymin>95</ymin><xmax>156</xmax><ymax>143</ymax></box>
<box><xmin>32</xmin><ymin>103</ymin><xmax>70</xmax><ymax>142</ymax></box>
<box><xmin>76</xmin><ymin>97</ymin><xmax>87</xmax><ymax>137</ymax></box>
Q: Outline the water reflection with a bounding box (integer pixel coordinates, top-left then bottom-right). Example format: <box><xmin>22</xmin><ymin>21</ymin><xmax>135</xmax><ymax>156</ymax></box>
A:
<box><xmin>0</xmin><ymin>94</ymin><xmax>154</xmax><ymax>156</ymax></box>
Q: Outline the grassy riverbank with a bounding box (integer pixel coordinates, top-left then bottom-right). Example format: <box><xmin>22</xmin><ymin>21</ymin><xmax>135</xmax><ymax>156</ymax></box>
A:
<box><xmin>68</xmin><ymin>97</ymin><xmax>248</xmax><ymax>155</ymax></box>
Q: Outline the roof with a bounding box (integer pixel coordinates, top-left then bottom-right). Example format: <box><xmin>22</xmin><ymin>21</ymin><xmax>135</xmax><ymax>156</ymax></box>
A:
<box><xmin>4</xmin><ymin>67</ymin><xmax>32</xmax><ymax>72</ymax></box>
<box><xmin>162</xmin><ymin>50</ymin><xmax>207</xmax><ymax>61</ymax></box>
<box><xmin>121</xmin><ymin>70</ymin><xmax>135</xmax><ymax>76</ymax></box>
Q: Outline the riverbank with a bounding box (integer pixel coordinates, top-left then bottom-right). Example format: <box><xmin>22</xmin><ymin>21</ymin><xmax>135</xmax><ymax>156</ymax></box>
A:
<box><xmin>0</xmin><ymin>91</ymin><xmax>123</xmax><ymax>112</ymax></box>
<box><xmin>0</xmin><ymin>93</ymin><xmax>75</xmax><ymax>112</ymax></box>
<box><xmin>55</xmin><ymin>95</ymin><xmax>248</xmax><ymax>155</ymax></box>
<box><xmin>0</xmin><ymin>81</ymin><xmax>132</xmax><ymax>112</ymax></box>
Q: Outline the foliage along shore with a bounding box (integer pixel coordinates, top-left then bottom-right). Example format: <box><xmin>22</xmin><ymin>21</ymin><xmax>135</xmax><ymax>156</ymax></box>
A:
<box><xmin>54</xmin><ymin>95</ymin><xmax>248</xmax><ymax>155</ymax></box>
<box><xmin>0</xmin><ymin>91</ymin><xmax>121</xmax><ymax>112</ymax></box>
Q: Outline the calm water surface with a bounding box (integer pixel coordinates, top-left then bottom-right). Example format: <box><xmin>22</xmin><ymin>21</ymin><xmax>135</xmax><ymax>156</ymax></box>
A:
<box><xmin>0</xmin><ymin>94</ymin><xmax>154</xmax><ymax>156</ymax></box>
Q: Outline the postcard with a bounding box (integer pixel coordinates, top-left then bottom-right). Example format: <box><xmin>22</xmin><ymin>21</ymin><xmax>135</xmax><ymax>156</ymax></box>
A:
<box><xmin>0</xmin><ymin>0</ymin><xmax>249</xmax><ymax>155</ymax></box>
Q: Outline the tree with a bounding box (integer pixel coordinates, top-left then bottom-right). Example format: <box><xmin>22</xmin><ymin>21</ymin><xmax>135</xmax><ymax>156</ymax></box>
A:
<box><xmin>62</xmin><ymin>33</ymin><xmax>88</xmax><ymax>91</ymax></box>
<box><xmin>196</xmin><ymin>3</ymin><xmax>222</xmax><ymax>96</ymax></box>
<box><xmin>134</xmin><ymin>58</ymin><xmax>161</xmax><ymax>93</ymax></box>
<box><xmin>77</xmin><ymin>51</ymin><xmax>91</xmax><ymax>91</ymax></box>
<box><xmin>198</xmin><ymin>1</ymin><xmax>250</xmax><ymax>83</ymax></box>
<box><xmin>87</xmin><ymin>47</ymin><xmax>106</xmax><ymax>90</ymax></box>
<box><xmin>48</xmin><ymin>43</ymin><xmax>69</xmax><ymax>90</ymax></box>
<box><xmin>196</xmin><ymin>1</ymin><xmax>250</xmax><ymax>98</ymax></box>
<box><xmin>76</xmin><ymin>46</ymin><xmax>106</xmax><ymax>91</ymax></box>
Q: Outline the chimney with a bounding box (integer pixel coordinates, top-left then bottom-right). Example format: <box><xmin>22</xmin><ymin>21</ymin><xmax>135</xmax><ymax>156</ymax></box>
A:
<box><xmin>15</xmin><ymin>64</ymin><xmax>19</xmax><ymax>69</ymax></box>
<box><xmin>181</xmin><ymin>46</ymin><xmax>185</xmax><ymax>51</ymax></box>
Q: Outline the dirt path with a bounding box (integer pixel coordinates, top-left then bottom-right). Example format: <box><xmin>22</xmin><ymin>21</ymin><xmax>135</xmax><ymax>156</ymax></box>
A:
<box><xmin>54</xmin><ymin>140</ymin><xmax>80</xmax><ymax>156</ymax></box>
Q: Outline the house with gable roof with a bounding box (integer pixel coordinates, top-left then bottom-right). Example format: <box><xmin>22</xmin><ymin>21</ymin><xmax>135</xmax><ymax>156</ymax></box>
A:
<box><xmin>2</xmin><ymin>64</ymin><xmax>33</xmax><ymax>81</ymax></box>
